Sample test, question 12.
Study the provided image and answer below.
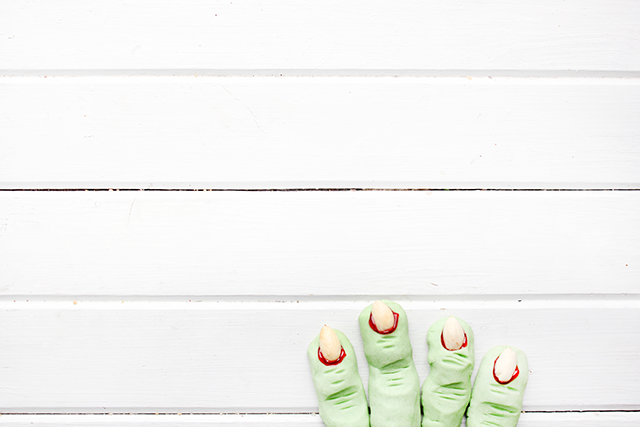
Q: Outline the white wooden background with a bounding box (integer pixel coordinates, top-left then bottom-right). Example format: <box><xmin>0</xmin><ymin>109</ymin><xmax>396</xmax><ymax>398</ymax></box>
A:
<box><xmin>1</xmin><ymin>1</ymin><xmax>639</xmax><ymax>426</ymax></box>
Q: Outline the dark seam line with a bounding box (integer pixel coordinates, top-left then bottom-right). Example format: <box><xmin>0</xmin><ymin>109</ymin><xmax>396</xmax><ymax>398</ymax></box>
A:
<box><xmin>3</xmin><ymin>69</ymin><xmax>640</xmax><ymax>78</ymax></box>
<box><xmin>0</xmin><ymin>188</ymin><xmax>638</xmax><ymax>192</ymax></box>
<box><xmin>1</xmin><ymin>410</ymin><xmax>639</xmax><ymax>415</ymax></box>
<box><xmin>1</xmin><ymin>293</ymin><xmax>637</xmax><ymax>302</ymax></box>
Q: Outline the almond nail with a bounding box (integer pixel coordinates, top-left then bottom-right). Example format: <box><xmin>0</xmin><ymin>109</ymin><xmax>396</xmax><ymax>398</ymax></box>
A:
<box><xmin>442</xmin><ymin>316</ymin><xmax>465</xmax><ymax>350</ymax></box>
<box><xmin>372</xmin><ymin>300</ymin><xmax>395</xmax><ymax>331</ymax></box>
<box><xmin>319</xmin><ymin>325</ymin><xmax>342</xmax><ymax>361</ymax></box>
<box><xmin>494</xmin><ymin>347</ymin><xmax>517</xmax><ymax>382</ymax></box>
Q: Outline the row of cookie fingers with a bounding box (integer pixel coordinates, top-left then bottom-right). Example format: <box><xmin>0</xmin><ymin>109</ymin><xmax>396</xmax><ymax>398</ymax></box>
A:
<box><xmin>307</xmin><ymin>300</ymin><xmax>529</xmax><ymax>427</ymax></box>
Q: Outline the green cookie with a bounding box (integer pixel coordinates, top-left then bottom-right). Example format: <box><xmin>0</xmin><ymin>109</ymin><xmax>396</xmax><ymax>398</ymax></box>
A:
<box><xmin>467</xmin><ymin>345</ymin><xmax>529</xmax><ymax>427</ymax></box>
<box><xmin>421</xmin><ymin>316</ymin><xmax>475</xmax><ymax>427</ymax></box>
<box><xmin>359</xmin><ymin>300</ymin><xmax>421</xmax><ymax>427</ymax></box>
<box><xmin>307</xmin><ymin>329</ymin><xmax>369</xmax><ymax>427</ymax></box>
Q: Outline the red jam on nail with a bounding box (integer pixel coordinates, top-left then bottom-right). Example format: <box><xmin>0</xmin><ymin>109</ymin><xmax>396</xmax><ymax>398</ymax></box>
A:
<box><xmin>369</xmin><ymin>310</ymin><xmax>399</xmax><ymax>334</ymax></box>
<box><xmin>493</xmin><ymin>356</ymin><xmax>520</xmax><ymax>384</ymax></box>
<box><xmin>318</xmin><ymin>347</ymin><xmax>347</xmax><ymax>366</ymax></box>
<box><xmin>440</xmin><ymin>331</ymin><xmax>468</xmax><ymax>351</ymax></box>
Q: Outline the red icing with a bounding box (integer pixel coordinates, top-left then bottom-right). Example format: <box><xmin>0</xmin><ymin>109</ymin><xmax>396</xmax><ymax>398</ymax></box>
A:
<box><xmin>492</xmin><ymin>356</ymin><xmax>520</xmax><ymax>384</ymax></box>
<box><xmin>318</xmin><ymin>347</ymin><xmax>346</xmax><ymax>366</ymax></box>
<box><xmin>440</xmin><ymin>330</ymin><xmax>468</xmax><ymax>351</ymax></box>
<box><xmin>369</xmin><ymin>310</ymin><xmax>399</xmax><ymax>334</ymax></box>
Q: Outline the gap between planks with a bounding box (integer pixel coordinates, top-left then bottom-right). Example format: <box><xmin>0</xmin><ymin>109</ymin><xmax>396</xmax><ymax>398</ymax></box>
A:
<box><xmin>0</xmin><ymin>412</ymin><xmax>639</xmax><ymax>427</ymax></box>
<box><xmin>1</xmin><ymin>294</ymin><xmax>638</xmax><ymax>310</ymax></box>
<box><xmin>3</xmin><ymin>70</ymin><xmax>640</xmax><ymax>78</ymax></box>
<box><xmin>1</xmin><ymin>188</ymin><xmax>639</xmax><ymax>191</ymax></box>
<box><xmin>2</xmin><ymin>410</ymin><xmax>639</xmax><ymax>414</ymax></box>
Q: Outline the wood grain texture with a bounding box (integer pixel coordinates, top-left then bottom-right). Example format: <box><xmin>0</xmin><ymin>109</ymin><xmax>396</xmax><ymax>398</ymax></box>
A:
<box><xmin>0</xmin><ymin>299</ymin><xmax>638</xmax><ymax>412</ymax></box>
<box><xmin>2</xmin><ymin>77</ymin><xmax>639</xmax><ymax>189</ymax></box>
<box><xmin>1</xmin><ymin>0</ymin><xmax>639</xmax><ymax>72</ymax></box>
<box><xmin>0</xmin><ymin>413</ymin><xmax>639</xmax><ymax>426</ymax></box>
<box><xmin>0</xmin><ymin>191</ymin><xmax>638</xmax><ymax>296</ymax></box>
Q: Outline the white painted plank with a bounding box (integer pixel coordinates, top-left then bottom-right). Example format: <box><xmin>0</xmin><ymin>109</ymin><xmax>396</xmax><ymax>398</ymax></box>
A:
<box><xmin>0</xmin><ymin>191</ymin><xmax>638</xmax><ymax>296</ymax></box>
<box><xmin>0</xmin><ymin>300</ymin><xmax>637</xmax><ymax>411</ymax></box>
<box><xmin>1</xmin><ymin>77</ymin><xmax>639</xmax><ymax>189</ymax></box>
<box><xmin>1</xmin><ymin>413</ymin><xmax>639</xmax><ymax>426</ymax></box>
<box><xmin>1</xmin><ymin>0</ymin><xmax>639</xmax><ymax>72</ymax></box>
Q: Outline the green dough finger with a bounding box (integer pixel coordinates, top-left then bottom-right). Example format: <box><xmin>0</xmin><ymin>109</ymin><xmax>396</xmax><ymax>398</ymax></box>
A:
<box><xmin>359</xmin><ymin>300</ymin><xmax>421</xmax><ymax>427</ymax></box>
<box><xmin>467</xmin><ymin>346</ymin><xmax>529</xmax><ymax>427</ymax></box>
<box><xmin>421</xmin><ymin>316</ymin><xmax>475</xmax><ymax>427</ymax></box>
<box><xmin>307</xmin><ymin>329</ymin><xmax>369</xmax><ymax>427</ymax></box>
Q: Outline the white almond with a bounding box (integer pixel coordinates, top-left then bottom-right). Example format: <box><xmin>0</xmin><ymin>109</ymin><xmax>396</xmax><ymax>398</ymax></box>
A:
<box><xmin>319</xmin><ymin>325</ymin><xmax>342</xmax><ymax>361</ymax></box>
<box><xmin>442</xmin><ymin>316</ymin><xmax>465</xmax><ymax>350</ymax></box>
<box><xmin>372</xmin><ymin>300</ymin><xmax>395</xmax><ymax>331</ymax></box>
<box><xmin>494</xmin><ymin>347</ymin><xmax>518</xmax><ymax>382</ymax></box>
